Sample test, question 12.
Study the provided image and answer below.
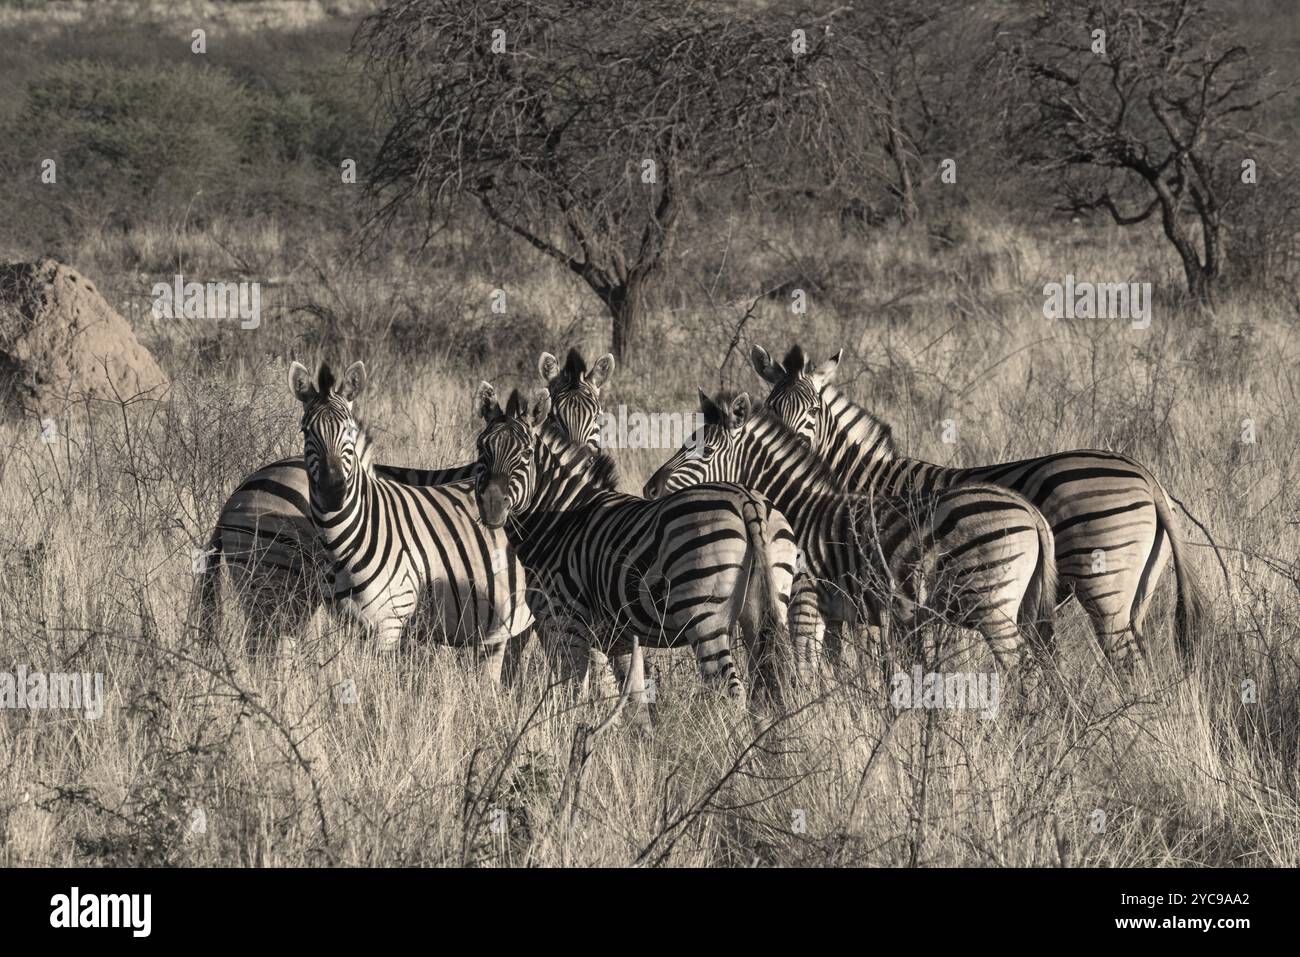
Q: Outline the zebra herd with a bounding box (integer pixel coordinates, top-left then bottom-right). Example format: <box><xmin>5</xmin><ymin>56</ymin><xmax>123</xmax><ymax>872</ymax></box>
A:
<box><xmin>195</xmin><ymin>344</ymin><xmax>1205</xmax><ymax>716</ymax></box>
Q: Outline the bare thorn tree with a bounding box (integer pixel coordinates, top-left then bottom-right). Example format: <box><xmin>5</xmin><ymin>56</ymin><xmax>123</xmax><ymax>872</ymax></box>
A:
<box><xmin>1001</xmin><ymin>0</ymin><xmax>1284</xmax><ymax>303</ymax></box>
<box><xmin>357</xmin><ymin>0</ymin><xmax>837</xmax><ymax>362</ymax></box>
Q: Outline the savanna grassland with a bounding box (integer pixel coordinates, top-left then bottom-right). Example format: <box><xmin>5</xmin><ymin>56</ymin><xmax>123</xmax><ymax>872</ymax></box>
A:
<box><xmin>0</xmin><ymin>0</ymin><xmax>1298</xmax><ymax>867</ymax></box>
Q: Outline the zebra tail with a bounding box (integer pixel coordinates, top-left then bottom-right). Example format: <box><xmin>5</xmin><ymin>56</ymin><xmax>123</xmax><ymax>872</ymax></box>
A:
<box><xmin>1019</xmin><ymin>506</ymin><xmax>1058</xmax><ymax>657</ymax></box>
<box><xmin>1153</xmin><ymin>489</ymin><xmax>1207</xmax><ymax>670</ymax></box>
<box><xmin>190</xmin><ymin>525</ymin><xmax>224</xmax><ymax>643</ymax></box>
<box><xmin>741</xmin><ymin>498</ymin><xmax>792</xmax><ymax>692</ymax></box>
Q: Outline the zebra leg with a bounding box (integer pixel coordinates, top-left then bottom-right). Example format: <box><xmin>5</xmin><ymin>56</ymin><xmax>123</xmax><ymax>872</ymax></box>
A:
<box><xmin>823</xmin><ymin>620</ymin><xmax>847</xmax><ymax>675</ymax></box>
<box><xmin>788</xmin><ymin>576</ymin><xmax>825</xmax><ymax>688</ymax></box>
<box><xmin>1069</xmin><ymin>535</ymin><xmax>1161</xmax><ymax>677</ymax></box>
<box><xmin>973</xmin><ymin>613</ymin><xmax>1053</xmax><ymax>712</ymax></box>
<box><xmin>477</xmin><ymin>629</ymin><xmax>514</xmax><ymax>685</ymax></box>
<box><xmin>541</xmin><ymin>620</ymin><xmax>595</xmax><ymax>697</ymax></box>
<box><xmin>607</xmin><ymin>637</ymin><xmax>654</xmax><ymax>727</ymax></box>
<box><xmin>589</xmin><ymin>646</ymin><xmax>622</xmax><ymax>704</ymax></box>
<box><xmin>694</xmin><ymin>630</ymin><xmax>746</xmax><ymax>704</ymax></box>
<box><xmin>499</xmin><ymin>627</ymin><xmax>533</xmax><ymax>688</ymax></box>
<box><xmin>1080</xmin><ymin>596</ymin><xmax>1146</xmax><ymax>678</ymax></box>
<box><xmin>1129</xmin><ymin>530</ymin><xmax>1174</xmax><ymax>660</ymax></box>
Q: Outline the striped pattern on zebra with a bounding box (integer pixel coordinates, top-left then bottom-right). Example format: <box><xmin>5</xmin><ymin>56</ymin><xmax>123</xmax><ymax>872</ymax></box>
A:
<box><xmin>752</xmin><ymin>344</ymin><xmax>1204</xmax><ymax>670</ymax></box>
<box><xmin>280</xmin><ymin>360</ymin><xmax>533</xmax><ymax>668</ymax></box>
<box><xmin>643</xmin><ymin>390</ymin><xmax>1059</xmax><ymax>679</ymax></box>
<box><xmin>472</xmin><ymin>384</ymin><xmax>798</xmax><ymax>711</ymax></box>
<box><xmin>539</xmin><ymin>348</ymin><xmax>614</xmax><ymax>449</ymax></box>
<box><xmin>194</xmin><ymin>349</ymin><xmax>612</xmax><ymax>643</ymax></box>
<box><xmin>193</xmin><ymin>456</ymin><xmax>477</xmax><ymax>644</ymax></box>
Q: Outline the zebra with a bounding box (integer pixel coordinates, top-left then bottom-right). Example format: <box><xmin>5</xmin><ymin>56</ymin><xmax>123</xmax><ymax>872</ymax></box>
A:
<box><xmin>643</xmin><ymin>390</ymin><xmax>1059</xmax><ymax>686</ymax></box>
<box><xmin>192</xmin><ymin>454</ymin><xmax>475</xmax><ymax>648</ymax></box>
<box><xmin>752</xmin><ymin>343</ymin><xmax>1204</xmax><ymax>672</ymax></box>
<box><xmin>279</xmin><ymin>359</ymin><xmax>534</xmax><ymax>671</ymax></box>
<box><xmin>472</xmin><ymin>383</ymin><xmax>797</xmax><ymax>715</ymax></box>
<box><xmin>194</xmin><ymin>349</ymin><xmax>612</xmax><ymax>647</ymax></box>
<box><xmin>538</xmin><ymin>347</ymin><xmax>614</xmax><ymax>449</ymax></box>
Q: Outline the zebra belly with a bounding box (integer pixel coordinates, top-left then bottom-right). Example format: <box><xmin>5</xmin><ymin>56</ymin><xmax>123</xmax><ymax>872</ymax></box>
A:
<box><xmin>335</xmin><ymin>555</ymin><xmax>531</xmax><ymax>647</ymax></box>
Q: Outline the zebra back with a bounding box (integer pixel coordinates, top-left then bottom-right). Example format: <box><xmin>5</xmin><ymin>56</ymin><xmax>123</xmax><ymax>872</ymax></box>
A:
<box><xmin>645</xmin><ymin>389</ymin><xmax>1057</xmax><ymax>672</ymax></box>
<box><xmin>753</xmin><ymin>342</ymin><xmax>1204</xmax><ymax>672</ymax></box>
<box><xmin>474</xmin><ymin>386</ymin><xmax>797</xmax><ymax>699</ymax></box>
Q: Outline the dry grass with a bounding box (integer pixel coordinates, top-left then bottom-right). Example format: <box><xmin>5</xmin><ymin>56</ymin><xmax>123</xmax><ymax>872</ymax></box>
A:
<box><xmin>1</xmin><ymin>204</ymin><xmax>1297</xmax><ymax>867</ymax></box>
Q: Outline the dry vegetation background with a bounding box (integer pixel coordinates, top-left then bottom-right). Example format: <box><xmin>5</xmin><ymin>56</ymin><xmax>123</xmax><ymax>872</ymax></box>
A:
<box><xmin>0</xmin><ymin>0</ymin><xmax>1298</xmax><ymax>867</ymax></box>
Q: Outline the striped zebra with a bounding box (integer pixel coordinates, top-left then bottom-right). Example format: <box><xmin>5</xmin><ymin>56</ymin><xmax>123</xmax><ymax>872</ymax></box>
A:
<box><xmin>752</xmin><ymin>344</ymin><xmax>1204</xmax><ymax>671</ymax></box>
<box><xmin>473</xmin><ymin>384</ymin><xmax>797</xmax><ymax>713</ymax></box>
<box><xmin>644</xmin><ymin>391</ymin><xmax>1058</xmax><ymax>683</ymax></box>
<box><xmin>279</xmin><ymin>359</ymin><xmax>534</xmax><ymax>668</ymax></box>
<box><xmin>194</xmin><ymin>349</ymin><xmax>611</xmax><ymax>646</ymax></box>
<box><xmin>193</xmin><ymin>455</ymin><xmax>474</xmax><ymax>647</ymax></box>
<box><xmin>538</xmin><ymin>348</ymin><xmax>614</xmax><ymax>448</ymax></box>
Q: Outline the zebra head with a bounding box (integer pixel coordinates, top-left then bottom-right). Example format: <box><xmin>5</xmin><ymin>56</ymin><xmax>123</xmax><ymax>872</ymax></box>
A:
<box><xmin>643</xmin><ymin>389</ymin><xmax>752</xmax><ymax>498</ymax></box>
<box><xmin>538</xmin><ymin>348</ymin><xmax>614</xmax><ymax>450</ymax></box>
<box><xmin>290</xmin><ymin>360</ymin><xmax>368</xmax><ymax>513</ymax></box>
<box><xmin>751</xmin><ymin>344</ymin><xmax>841</xmax><ymax>446</ymax></box>
<box><xmin>474</xmin><ymin>381</ymin><xmax>551</xmax><ymax>529</ymax></box>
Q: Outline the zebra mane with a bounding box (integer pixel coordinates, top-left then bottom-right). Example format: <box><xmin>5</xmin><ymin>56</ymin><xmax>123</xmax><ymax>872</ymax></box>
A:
<box><xmin>562</xmin><ymin>348</ymin><xmax>589</xmax><ymax>381</ymax></box>
<box><xmin>317</xmin><ymin>362</ymin><xmax>337</xmax><ymax>395</ymax></box>
<box><xmin>819</xmin><ymin>381</ymin><xmax>899</xmax><ymax>461</ymax></box>
<box><xmin>350</xmin><ymin>415</ymin><xmax>378</xmax><ymax>473</ymax></box>
<box><xmin>706</xmin><ymin>390</ymin><xmax>848</xmax><ymax>493</ymax></box>
<box><xmin>780</xmin><ymin>345</ymin><xmax>806</xmax><ymax>375</ymax></box>
<box><xmin>539</xmin><ymin>419</ymin><xmax>620</xmax><ymax>491</ymax></box>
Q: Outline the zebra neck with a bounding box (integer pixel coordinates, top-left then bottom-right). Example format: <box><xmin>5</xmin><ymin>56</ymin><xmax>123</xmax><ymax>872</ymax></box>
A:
<box><xmin>310</xmin><ymin>471</ymin><xmax>374</xmax><ymax>560</ymax></box>
<box><xmin>816</xmin><ymin>384</ymin><xmax>898</xmax><ymax>479</ymax></box>
<box><xmin>738</xmin><ymin>416</ymin><xmax>846</xmax><ymax>515</ymax></box>
<box><xmin>524</xmin><ymin>431</ymin><xmax>611</xmax><ymax>518</ymax></box>
<box><xmin>817</xmin><ymin>386</ymin><xmax>963</xmax><ymax>494</ymax></box>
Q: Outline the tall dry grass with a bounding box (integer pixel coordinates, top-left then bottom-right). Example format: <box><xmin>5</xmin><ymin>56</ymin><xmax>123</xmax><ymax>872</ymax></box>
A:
<box><xmin>1</xmin><ymin>204</ymin><xmax>1297</xmax><ymax>866</ymax></box>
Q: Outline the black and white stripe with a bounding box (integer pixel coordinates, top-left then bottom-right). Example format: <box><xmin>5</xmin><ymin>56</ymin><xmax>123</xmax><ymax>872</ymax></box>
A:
<box><xmin>753</xmin><ymin>344</ymin><xmax>1204</xmax><ymax>670</ymax></box>
<box><xmin>473</xmin><ymin>384</ymin><xmax>797</xmax><ymax>711</ymax></box>
<box><xmin>195</xmin><ymin>348</ymin><xmax>610</xmax><ymax>643</ymax></box>
<box><xmin>644</xmin><ymin>391</ymin><xmax>1059</xmax><ymax>680</ymax></box>
<box><xmin>275</xmin><ymin>360</ymin><xmax>534</xmax><ymax>669</ymax></box>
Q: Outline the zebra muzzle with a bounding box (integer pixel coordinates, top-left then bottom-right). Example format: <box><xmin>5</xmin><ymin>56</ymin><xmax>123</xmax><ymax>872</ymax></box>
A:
<box><xmin>477</xmin><ymin>480</ymin><xmax>510</xmax><ymax>528</ymax></box>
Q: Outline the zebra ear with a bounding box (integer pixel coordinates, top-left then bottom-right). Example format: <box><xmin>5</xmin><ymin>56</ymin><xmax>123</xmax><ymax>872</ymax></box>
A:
<box><xmin>538</xmin><ymin>352</ymin><xmax>560</xmax><ymax>384</ymax></box>
<box><xmin>476</xmin><ymin>381</ymin><xmax>502</xmax><ymax>421</ymax></box>
<box><xmin>751</xmin><ymin>345</ymin><xmax>784</xmax><ymax>384</ymax></box>
<box><xmin>587</xmin><ymin>353</ymin><xmax>615</xmax><ymax>390</ymax></box>
<box><xmin>289</xmin><ymin>361</ymin><xmax>316</xmax><ymax>404</ymax></box>
<box><xmin>337</xmin><ymin>361</ymin><xmax>367</xmax><ymax>402</ymax></box>
<box><xmin>810</xmin><ymin>351</ymin><xmax>841</xmax><ymax>388</ymax></box>
<box><xmin>729</xmin><ymin>393</ymin><xmax>752</xmax><ymax>427</ymax></box>
<box><xmin>529</xmin><ymin>388</ymin><xmax>552</xmax><ymax>429</ymax></box>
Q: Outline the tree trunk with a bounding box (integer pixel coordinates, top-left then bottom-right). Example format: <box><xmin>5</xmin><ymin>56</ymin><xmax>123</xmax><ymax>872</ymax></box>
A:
<box><xmin>884</xmin><ymin>102</ymin><xmax>918</xmax><ymax>225</ymax></box>
<box><xmin>607</xmin><ymin>277</ymin><xmax>648</xmax><ymax>365</ymax></box>
<box><xmin>1156</xmin><ymin>190</ymin><xmax>1216</xmax><ymax>304</ymax></box>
